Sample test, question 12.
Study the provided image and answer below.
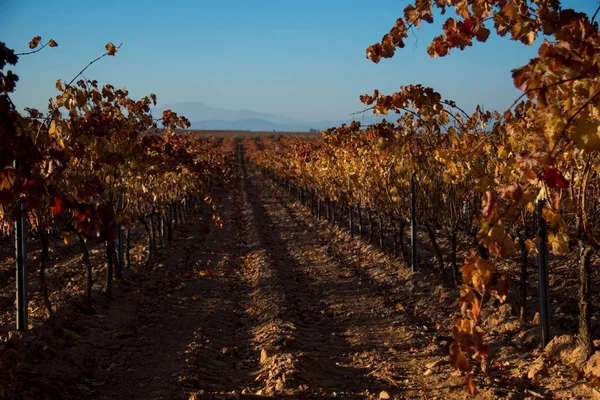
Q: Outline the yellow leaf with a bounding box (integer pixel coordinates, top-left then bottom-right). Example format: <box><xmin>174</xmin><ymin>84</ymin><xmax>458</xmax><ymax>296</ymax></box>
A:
<box><xmin>448</xmin><ymin>127</ymin><xmax>459</xmax><ymax>145</ymax></box>
<box><xmin>548</xmin><ymin>231</ymin><xmax>569</xmax><ymax>256</ymax></box>
<box><xmin>49</xmin><ymin>121</ymin><xmax>58</xmax><ymax>137</ymax></box>
<box><xmin>470</xmin><ymin>257</ymin><xmax>495</xmax><ymax>293</ymax></box>
<box><xmin>572</xmin><ymin>119</ymin><xmax>600</xmax><ymax>153</ymax></box>
<box><xmin>198</xmin><ymin>270</ymin><xmax>213</xmax><ymax>277</ymax></box>
<box><xmin>525</xmin><ymin>238</ymin><xmax>539</xmax><ymax>255</ymax></box>
<box><xmin>497</xmin><ymin>145</ymin><xmax>507</xmax><ymax>158</ymax></box>
<box><xmin>64</xmin><ymin>232</ymin><xmax>75</xmax><ymax>245</ymax></box>
<box><xmin>500</xmin><ymin>234</ymin><xmax>516</xmax><ymax>257</ymax></box>
<box><xmin>28</xmin><ymin>323</ymin><xmax>35</xmax><ymax>330</ymax></box>
<box><xmin>524</xmin><ymin>30</ymin><xmax>535</xmax><ymax>46</ymax></box>
<box><xmin>395</xmin><ymin>303</ymin><xmax>405</xmax><ymax>312</ymax></box>
<box><xmin>486</xmin><ymin>225</ymin><xmax>515</xmax><ymax>257</ymax></box>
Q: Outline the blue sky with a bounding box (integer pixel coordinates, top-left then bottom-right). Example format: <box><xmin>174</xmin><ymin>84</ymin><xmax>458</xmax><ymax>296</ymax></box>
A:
<box><xmin>0</xmin><ymin>0</ymin><xmax>597</xmax><ymax>121</ymax></box>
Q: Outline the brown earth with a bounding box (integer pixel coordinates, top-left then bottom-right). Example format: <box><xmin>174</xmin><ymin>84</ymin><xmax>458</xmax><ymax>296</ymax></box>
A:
<box><xmin>0</xmin><ymin>144</ymin><xmax>599</xmax><ymax>399</ymax></box>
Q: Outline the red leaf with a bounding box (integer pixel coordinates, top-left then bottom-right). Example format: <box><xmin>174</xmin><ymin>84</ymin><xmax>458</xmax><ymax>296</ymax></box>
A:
<box><xmin>73</xmin><ymin>204</ymin><xmax>93</xmax><ymax>221</ymax></box>
<box><xmin>462</xmin><ymin>18</ymin><xmax>474</xmax><ymax>34</ymax></box>
<box><xmin>77</xmin><ymin>221</ymin><xmax>94</xmax><ymax>237</ymax></box>
<box><xmin>542</xmin><ymin>168</ymin><xmax>568</xmax><ymax>189</ymax></box>
<box><xmin>49</xmin><ymin>196</ymin><xmax>65</xmax><ymax>215</ymax></box>
<box><xmin>74</xmin><ymin>209</ymin><xmax>85</xmax><ymax>220</ymax></box>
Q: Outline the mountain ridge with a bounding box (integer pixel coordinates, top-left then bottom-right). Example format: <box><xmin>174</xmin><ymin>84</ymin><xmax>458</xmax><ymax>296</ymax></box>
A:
<box><xmin>156</xmin><ymin>101</ymin><xmax>385</xmax><ymax>131</ymax></box>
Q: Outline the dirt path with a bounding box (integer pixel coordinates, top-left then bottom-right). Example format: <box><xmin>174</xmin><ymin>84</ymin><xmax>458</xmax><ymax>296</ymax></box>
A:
<box><xmin>233</xmin><ymin>148</ymin><xmax>464</xmax><ymax>399</ymax></box>
<box><xmin>74</xmin><ymin>143</ymin><xmax>470</xmax><ymax>400</ymax></box>
<box><xmin>88</xmin><ymin>171</ymin><xmax>256</xmax><ymax>398</ymax></box>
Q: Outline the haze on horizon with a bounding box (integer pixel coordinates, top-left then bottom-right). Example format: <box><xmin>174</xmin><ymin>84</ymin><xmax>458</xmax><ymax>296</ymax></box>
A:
<box><xmin>1</xmin><ymin>0</ymin><xmax>596</xmax><ymax>124</ymax></box>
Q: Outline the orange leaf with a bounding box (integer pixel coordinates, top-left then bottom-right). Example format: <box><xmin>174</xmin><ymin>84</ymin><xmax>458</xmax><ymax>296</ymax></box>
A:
<box><xmin>105</xmin><ymin>42</ymin><xmax>118</xmax><ymax>56</ymax></box>
<box><xmin>29</xmin><ymin>35</ymin><xmax>41</xmax><ymax>49</ymax></box>
<box><xmin>461</xmin><ymin>376</ymin><xmax>477</xmax><ymax>396</ymax></box>
<box><xmin>459</xmin><ymin>288</ymin><xmax>480</xmax><ymax>319</ymax></box>
<box><xmin>450</xmin><ymin>343</ymin><xmax>472</xmax><ymax>372</ymax></box>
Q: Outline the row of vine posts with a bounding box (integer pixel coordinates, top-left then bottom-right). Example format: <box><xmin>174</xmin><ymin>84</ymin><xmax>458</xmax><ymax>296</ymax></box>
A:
<box><xmin>260</xmin><ymin>162</ymin><xmax>553</xmax><ymax>344</ymax></box>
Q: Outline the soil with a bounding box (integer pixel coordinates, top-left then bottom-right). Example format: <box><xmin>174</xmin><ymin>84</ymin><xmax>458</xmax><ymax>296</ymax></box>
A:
<box><xmin>0</xmin><ymin>143</ymin><xmax>599</xmax><ymax>399</ymax></box>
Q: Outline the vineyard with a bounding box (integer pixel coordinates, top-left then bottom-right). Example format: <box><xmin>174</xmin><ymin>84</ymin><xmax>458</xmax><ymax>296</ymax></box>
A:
<box><xmin>2</xmin><ymin>0</ymin><xmax>600</xmax><ymax>399</ymax></box>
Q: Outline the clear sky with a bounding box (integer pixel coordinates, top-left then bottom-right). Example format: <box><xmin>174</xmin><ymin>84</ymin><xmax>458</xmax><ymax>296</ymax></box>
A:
<box><xmin>0</xmin><ymin>0</ymin><xmax>597</xmax><ymax>122</ymax></box>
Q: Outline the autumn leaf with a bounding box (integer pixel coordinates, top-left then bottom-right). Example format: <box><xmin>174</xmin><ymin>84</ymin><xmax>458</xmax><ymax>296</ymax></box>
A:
<box><xmin>63</xmin><ymin>232</ymin><xmax>75</xmax><ymax>245</ymax></box>
<box><xmin>49</xmin><ymin>196</ymin><xmax>65</xmax><ymax>215</ymax></box>
<box><xmin>521</xmin><ymin>30</ymin><xmax>535</xmax><ymax>46</ymax></box>
<box><xmin>198</xmin><ymin>270</ymin><xmax>213</xmax><ymax>277</ymax></box>
<box><xmin>497</xmin><ymin>184</ymin><xmax>521</xmax><ymax>202</ymax></box>
<box><xmin>29</xmin><ymin>36</ymin><xmax>41</xmax><ymax>49</ymax></box>
<box><xmin>500</xmin><ymin>234</ymin><xmax>516</xmax><ymax>257</ymax></box>
<box><xmin>491</xmin><ymin>274</ymin><xmax>510</xmax><ymax>303</ymax></box>
<box><xmin>481</xmin><ymin>190</ymin><xmax>498</xmax><ymax>222</ymax></box>
<box><xmin>572</xmin><ymin>119</ymin><xmax>600</xmax><ymax>153</ymax></box>
<box><xmin>459</xmin><ymin>288</ymin><xmax>480</xmax><ymax>319</ymax></box>
<box><xmin>475</xmin><ymin>26</ymin><xmax>491</xmax><ymax>42</ymax></box>
<box><xmin>105</xmin><ymin>42</ymin><xmax>118</xmax><ymax>56</ymax></box>
<box><xmin>542</xmin><ymin>168</ymin><xmax>568</xmax><ymax>189</ymax></box>
<box><xmin>525</xmin><ymin>238</ymin><xmax>540</xmax><ymax>255</ymax></box>
<box><xmin>49</xmin><ymin>120</ymin><xmax>59</xmax><ymax>137</ymax></box>
<box><xmin>548</xmin><ymin>231</ymin><xmax>569</xmax><ymax>256</ymax></box>
<box><xmin>48</xmin><ymin>39</ymin><xmax>58</xmax><ymax>48</ymax></box>
<box><xmin>461</xmin><ymin>376</ymin><xmax>477</xmax><ymax>396</ymax></box>
<box><xmin>450</xmin><ymin>343</ymin><xmax>472</xmax><ymax>372</ymax></box>
<box><xmin>0</xmin><ymin>171</ymin><xmax>13</xmax><ymax>190</ymax></box>
<box><xmin>485</xmin><ymin>224</ymin><xmax>516</xmax><ymax>257</ymax></box>
<box><xmin>73</xmin><ymin>206</ymin><xmax>89</xmax><ymax>221</ymax></box>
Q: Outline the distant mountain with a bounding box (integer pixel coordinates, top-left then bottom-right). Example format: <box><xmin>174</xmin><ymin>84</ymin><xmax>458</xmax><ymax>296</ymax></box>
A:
<box><xmin>189</xmin><ymin>118</ymin><xmax>310</xmax><ymax>132</ymax></box>
<box><xmin>156</xmin><ymin>101</ymin><xmax>388</xmax><ymax>132</ymax></box>
<box><xmin>156</xmin><ymin>102</ymin><xmax>301</xmax><ymax>125</ymax></box>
